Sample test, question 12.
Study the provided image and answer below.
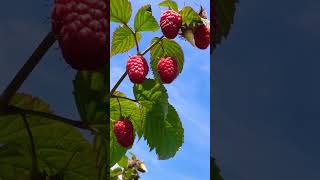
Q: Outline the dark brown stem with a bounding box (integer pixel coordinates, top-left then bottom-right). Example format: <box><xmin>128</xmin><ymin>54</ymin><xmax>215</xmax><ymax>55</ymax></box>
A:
<box><xmin>7</xmin><ymin>106</ymin><xmax>89</xmax><ymax>130</ymax></box>
<box><xmin>0</xmin><ymin>32</ymin><xmax>56</xmax><ymax>110</ymax></box>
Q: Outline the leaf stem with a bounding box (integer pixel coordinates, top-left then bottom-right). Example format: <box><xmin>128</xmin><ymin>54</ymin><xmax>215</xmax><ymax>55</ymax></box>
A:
<box><xmin>7</xmin><ymin>106</ymin><xmax>89</xmax><ymax>130</ymax></box>
<box><xmin>0</xmin><ymin>32</ymin><xmax>56</xmax><ymax>110</ymax></box>
<box><xmin>123</xmin><ymin>23</ymin><xmax>140</xmax><ymax>54</ymax></box>
<box><xmin>20</xmin><ymin>113</ymin><xmax>39</xmax><ymax>179</ymax></box>
<box><xmin>111</xmin><ymin>95</ymin><xmax>138</xmax><ymax>103</ymax></box>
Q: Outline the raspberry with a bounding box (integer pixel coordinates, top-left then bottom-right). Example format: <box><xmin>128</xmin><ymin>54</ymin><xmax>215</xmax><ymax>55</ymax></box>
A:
<box><xmin>160</xmin><ymin>10</ymin><xmax>182</xmax><ymax>39</ymax></box>
<box><xmin>114</xmin><ymin>118</ymin><xmax>134</xmax><ymax>148</ymax></box>
<box><xmin>157</xmin><ymin>57</ymin><xmax>179</xmax><ymax>84</ymax></box>
<box><xmin>51</xmin><ymin>0</ymin><xmax>108</xmax><ymax>70</ymax></box>
<box><xmin>126</xmin><ymin>55</ymin><xmax>149</xmax><ymax>84</ymax></box>
<box><xmin>194</xmin><ymin>24</ymin><xmax>210</xmax><ymax>49</ymax></box>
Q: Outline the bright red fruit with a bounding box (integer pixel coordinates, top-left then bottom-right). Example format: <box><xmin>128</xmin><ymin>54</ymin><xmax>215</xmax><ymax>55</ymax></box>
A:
<box><xmin>51</xmin><ymin>0</ymin><xmax>108</xmax><ymax>70</ymax></box>
<box><xmin>157</xmin><ymin>57</ymin><xmax>179</xmax><ymax>84</ymax></box>
<box><xmin>160</xmin><ymin>10</ymin><xmax>182</xmax><ymax>39</ymax></box>
<box><xmin>114</xmin><ymin>118</ymin><xmax>134</xmax><ymax>148</ymax></box>
<box><xmin>126</xmin><ymin>55</ymin><xmax>149</xmax><ymax>84</ymax></box>
<box><xmin>194</xmin><ymin>24</ymin><xmax>210</xmax><ymax>49</ymax></box>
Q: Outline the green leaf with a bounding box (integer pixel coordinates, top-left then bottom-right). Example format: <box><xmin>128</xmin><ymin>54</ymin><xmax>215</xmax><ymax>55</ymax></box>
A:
<box><xmin>117</xmin><ymin>155</ymin><xmax>128</xmax><ymax>168</ymax></box>
<box><xmin>214</xmin><ymin>0</ymin><xmax>238</xmax><ymax>48</ymax></box>
<box><xmin>211</xmin><ymin>156</ymin><xmax>224</xmax><ymax>180</ymax></box>
<box><xmin>0</xmin><ymin>93</ymin><xmax>98</xmax><ymax>179</ymax></box>
<box><xmin>110</xmin><ymin>0</ymin><xmax>132</xmax><ymax>24</ymax></box>
<box><xmin>179</xmin><ymin>6</ymin><xmax>202</xmax><ymax>26</ymax></box>
<box><xmin>133</xmin><ymin>80</ymin><xmax>183</xmax><ymax>159</ymax></box>
<box><xmin>133</xmin><ymin>79</ymin><xmax>168</xmax><ymax>103</ymax></box>
<box><xmin>111</xmin><ymin>25</ymin><xmax>142</xmax><ymax>56</ymax></box>
<box><xmin>144</xmin><ymin>104</ymin><xmax>184</xmax><ymax>160</ymax></box>
<box><xmin>110</xmin><ymin>92</ymin><xmax>143</xmax><ymax>139</ymax></box>
<box><xmin>73</xmin><ymin>71</ymin><xmax>107</xmax><ymax>124</ymax></box>
<box><xmin>159</xmin><ymin>0</ymin><xmax>179</xmax><ymax>12</ymax></box>
<box><xmin>150</xmin><ymin>38</ymin><xmax>184</xmax><ymax>80</ymax></box>
<box><xmin>134</xmin><ymin>5</ymin><xmax>159</xmax><ymax>32</ymax></box>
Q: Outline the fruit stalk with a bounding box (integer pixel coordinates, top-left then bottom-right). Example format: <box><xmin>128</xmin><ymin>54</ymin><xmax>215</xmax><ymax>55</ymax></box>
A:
<box><xmin>109</xmin><ymin>35</ymin><xmax>165</xmax><ymax>96</ymax></box>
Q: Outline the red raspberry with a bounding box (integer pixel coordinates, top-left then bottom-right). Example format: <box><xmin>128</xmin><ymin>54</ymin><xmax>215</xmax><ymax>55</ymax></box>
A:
<box><xmin>157</xmin><ymin>57</ymin><xmax>179</xmax><ymax>84</ymax></box>
<box><xmin>126</xmin><ymin>55</ymin><xmax>149</xmax><ymax>84</ymax></box>
<box><xmin>194</xmin><ymin>24</ymin><xmax>210</xmax><ymax>49</ymax></box>
<box><xmin>114</xmin><ymin>118</ymin><xmax>134</xmax><ymax>148</ymax></box>
<box><xmin>51</xmin><ymin>0</ymin><xmax>108</xmax><ymax>70</ymax></box>
<box><xmin>160</xmin><ymin>10</ymin><xmax>182</xmax><ymax>39</ymax></box>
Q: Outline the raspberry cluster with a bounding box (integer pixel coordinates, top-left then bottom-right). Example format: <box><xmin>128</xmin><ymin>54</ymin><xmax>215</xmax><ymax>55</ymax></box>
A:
<box><xmin>51</xmin><ymin>0</ymin><xmax>108</xmax><ymax>70</ymax></box>
<box><xmin>114</xmin><ymin>118</ymin><xmax>135</xmax><ymax>148</ymax></box>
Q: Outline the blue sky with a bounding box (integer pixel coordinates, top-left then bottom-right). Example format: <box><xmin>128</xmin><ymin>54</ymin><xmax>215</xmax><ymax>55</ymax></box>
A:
<box><xmin>213</xmin><ymin>0</ymin><xmax>320</xmax><ymax>179</ymax></box>
<box><xmin>110</xmin><ymin>0</ymin><xmax>211</xmax><ymax>179</ymax></box>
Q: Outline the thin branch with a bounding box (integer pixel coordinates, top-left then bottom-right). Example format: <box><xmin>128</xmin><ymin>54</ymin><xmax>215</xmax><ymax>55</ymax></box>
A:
<box><xmin>141</xmin><ymin>35</ymin><xmax>164</xmax><ymax>55</ymax></box>
<box><xmin>109</xmin><ymin>71</ymin><xmax>127</xmax><ymax>96</ymax></box>
<box><xmin>7</xmin><ymin>106</ymin><xmax>88</xmax><ymax>130</ymax></box>
<box><xmin>20</xmin><ymin>113</ymin><xmax>39</xmax><ymax>179</ymax></box>
<box><xmin>0</xmin><ymin>32</ymin><xmax>56</xmax><ymax>110</ymax></box>
<box><xmin>111</xmin><ymin>95</ymin><xmax>138</xmax><ymax>103</ymax></box>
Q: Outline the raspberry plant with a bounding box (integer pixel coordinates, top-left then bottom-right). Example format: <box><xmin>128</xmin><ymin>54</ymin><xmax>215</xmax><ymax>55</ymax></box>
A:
<box><xmin>0</xmin><ymin>0</ymin><xmax>108</xmax><ymax>179</ymax></box>
<box><xmin>110</xmin><ymin>0</ymin><xmax>210</xmax><ymax>178</ymax></box>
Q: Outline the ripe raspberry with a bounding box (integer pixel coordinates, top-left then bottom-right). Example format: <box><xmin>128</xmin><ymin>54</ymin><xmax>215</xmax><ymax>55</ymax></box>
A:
<box><xmin>160</xmin><ymin>10</ymin><xmax>182</xmax><ymax>39</ymax></box>
<box><xmin>157</xmin><ymin>57</ymin><xmax>179</xmax><ymax>84</ymax></box>
<box><xmin>114</xmin><ymin>118</ymin><xmax>134</xmax><ymax>148</ymax></box>
<box><xmin>51</xmin><ymin>0</ymin><xmax>108</xmax><ymax>70</ymax></box>
<box><xmin>126</xmin><ymin>55</ymin><xmax>149</xmax><ymax>84</ymax></box>
<box><xmin>194</xmin><ymin>24</ymin><xmax>210</xmax><ymax>49</ymax></box>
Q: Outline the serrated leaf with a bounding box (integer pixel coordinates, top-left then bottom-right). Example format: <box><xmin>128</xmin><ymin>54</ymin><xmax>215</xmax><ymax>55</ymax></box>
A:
<box><xmin>150</xmin><ymin>38</ymin><xmax>184</xmax><ymax>80</ymax></box>
<box><xmin>211</xmin><ymin>156</ymin><xmax>224</xmax><ymax>180</ymax></box>
<box><xmin>111</xmin><ymin>25</ymin><xmax>141</xmax><ymax>55</ymax></box>
<box><xmin>214</xmin><ymin>0</ymin><xmax>238</xmax><ymax>48</ymax></box>
<box><xmin>143</xmin><ymin>104</ymin><xmax>184</xmax><ymax>160</ymax></box>
<box><xmin>73</xmin><ymin>71</ymin><xmax>107</xmax><ymax>125</ymax></box>
<box><xmin>133</xmin><ymin>79</ymin><xmax>168</xmax><ymax>103</ymax></box>
<box><xmin>179</xmin><ymin>6</ymin><xmax>202</xmax><ymax>26</ymax></box>
<box><xmin>134</xmin><ymin>5</ymin><xmax>159</xmax><ymax>32</ymax></box>
<box><xmin>0</xmin><ymin>93</ymin><xmax>98</xmax><ymax>179</ymax></box>
<box><xmin>159</xmin><ymin>0</ymin><xmax>178</xmax><ymax>12</ymax></box>
<box><xmin>110</xmin><ymin>0</ymin><xmax>132</xmax><ymax>24</ymax></box>
<box><xmin>110</xmin><ymin>92</ymin><xmax>143</xmax><ymax>139</ymax></box>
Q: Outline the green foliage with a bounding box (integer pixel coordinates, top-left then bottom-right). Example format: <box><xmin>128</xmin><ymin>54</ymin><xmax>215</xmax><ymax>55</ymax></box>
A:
<box><xmin>111</xmin><ymin>25</ymin><xmax>142</xmax><ymax>56</ymax></box>
<box><xmin>214</xmin><ymin>0</ymin><xmax>238</xmax><ymax>47</ymax></box>
<box><xmin>134</xmin><ymin>5</ymin><xmax>159</xmax><ymax>32</ymax></box>
<box><xmin>0</xmin><ymin>93</ymin><xmax>98</xmax><ymax>179</ymax></box>
<box><xmin>110</xmin><ymin>0</ymin><xmax>132</xmax><ymax>23</ymax></box>
<box><xmin>158</xmin><ymin>0</ymin><xmax>179</xmax><ymax>12</ymax></box>
<box><xmin>211</xmin><ymin>156</ymin><xmax>224</xmax><ymax>180</ymax></box>
<box><xmin>133</xmin><ymin>80</ymin><xmax>184</xmax><ymax>160</ymax></box>
<box><xmin>180</xmin><ymin>6</ymin><xmax>202</xmax><ymax>26</ymax></box>
<box><xmin>73</xmin><ymin>70</ymin><xmax>107</xmax><ymax>124</ymax></box>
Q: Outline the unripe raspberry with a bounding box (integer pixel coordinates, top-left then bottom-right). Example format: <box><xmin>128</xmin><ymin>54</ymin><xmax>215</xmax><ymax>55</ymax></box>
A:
<box><xmin>114</xmin><ymin>118</ymin><xmax>134</xmax><ymax>148</ymax></box>
<box><xmin>160</xmin><ymin>10</ymin><xmax>182</xmax><ymax>39</ymax></box>
<box><xmin>157</xmin><ymin>57</ymin><xmax>179</xmax><ymax>84</ymax></box>
<box><xmin>194</xmin><ymin>24</ymin><xmax>210</xmax><ymax>49</ymax></box>
<box><xmin>51</xmin><ymin>0</ymin><xmax>108</xmax><ymax>70</ymax></box>
<box><xmin>126</xmin><ymin>55</ymin><xmax>149</xmax><ymax>84</ymax></box>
